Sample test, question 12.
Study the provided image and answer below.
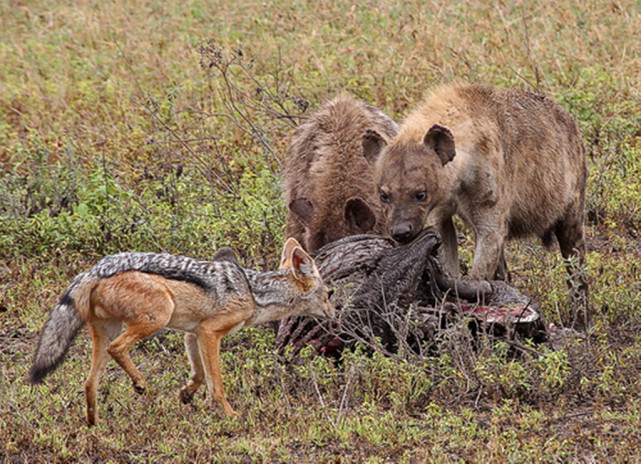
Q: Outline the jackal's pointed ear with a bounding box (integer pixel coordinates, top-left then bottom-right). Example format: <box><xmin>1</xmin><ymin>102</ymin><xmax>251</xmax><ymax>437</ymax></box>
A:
<box><xmin>345</xmin><ymin>197</ymin><xmax>377</xmax><ymax>233</ymax></box>
<box><xmin>290</xmin><ymin>246</ymin><xmax>318</xmax><ymax>281</ymax></box>
<box><xmin>424</xmin><ymin>124</ymin><xmax>456</xmax><ymax>166</ymax></box>
<box><xmin>289</xmin><ymin>198</ymin><xmax>314</xmax><ymax>226</ymax></box>
<box><xmin>280</xmin><ymin>237</ymin><xmax>303</xmax><ymax>269</ymax></box>
<box><xmin>362</xmin><ymin>129</ymin><xmax>387</xmax><ymax>164</ymax></box>
<box><xmin>212</xmin><ymin>247</ymin><xmax>240</xmax><ymax>266</ymax></box>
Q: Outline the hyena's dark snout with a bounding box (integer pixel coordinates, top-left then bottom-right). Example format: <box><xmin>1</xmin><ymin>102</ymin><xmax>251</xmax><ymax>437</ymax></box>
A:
<box><xmin>391</xmin><ymin>222</ymin><xmax>418</xmax><ymax>244</ymax></box>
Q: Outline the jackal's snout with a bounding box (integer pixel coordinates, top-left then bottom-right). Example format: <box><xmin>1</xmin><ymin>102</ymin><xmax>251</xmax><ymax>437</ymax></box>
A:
<box><xmin>304</xmin><ymin>284</ymin><xmax>336</xmax><ymax>320</ymax></box>
<box><xmin>320</xmin><ymin>287</ymin><xmax>336</xmax><ymax>319</ymax></box>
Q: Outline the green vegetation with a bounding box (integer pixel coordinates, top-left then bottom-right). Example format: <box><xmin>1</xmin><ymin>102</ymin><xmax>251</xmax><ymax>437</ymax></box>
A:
<box><xmin>1</xmin><ymin>0</ymin><xmax>640</xmax><ymax>461</ymax></box>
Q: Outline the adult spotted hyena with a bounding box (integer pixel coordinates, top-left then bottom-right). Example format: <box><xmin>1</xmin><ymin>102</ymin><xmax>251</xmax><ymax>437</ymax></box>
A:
<box><xmin>365</xmin><ymin>83</ymin><xmax>588</xmax><ymax>321</ymax></box>
<box><xmin>283</xmin><ymin>95</ymin><xmax>398</xmax><ymax>252</ymax></box>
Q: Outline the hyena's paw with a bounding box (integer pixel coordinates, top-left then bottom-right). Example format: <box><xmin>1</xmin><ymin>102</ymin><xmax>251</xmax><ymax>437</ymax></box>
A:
<box><xmin>179</xmin><ymin>387</ymin><xmax>194</xmax><ymax>405</ymax></box>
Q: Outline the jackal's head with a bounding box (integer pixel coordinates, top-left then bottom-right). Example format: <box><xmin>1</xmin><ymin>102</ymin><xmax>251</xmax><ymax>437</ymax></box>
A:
<box><xmin>279</xmin><ymin>237</ymin><xmax>335</xmax><ymax>319</ymax></box>
<box><xmin>364</xmin><ymin>125</ymin><xmax>456</xmax><ymax>244</ymax></box>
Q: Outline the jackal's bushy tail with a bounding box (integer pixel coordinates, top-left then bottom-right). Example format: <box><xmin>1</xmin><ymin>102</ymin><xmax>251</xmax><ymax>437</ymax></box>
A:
<box><xmin>29</xmin><ymin>276</ymin><xmax>86</xmax><ymax>384</ymax></box>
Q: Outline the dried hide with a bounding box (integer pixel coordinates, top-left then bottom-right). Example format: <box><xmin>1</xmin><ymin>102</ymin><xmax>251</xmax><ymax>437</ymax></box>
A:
<box><xmin>276</xmin><ymin>227</ymin><xmax>546</xmax><ymax>358</ymax></box>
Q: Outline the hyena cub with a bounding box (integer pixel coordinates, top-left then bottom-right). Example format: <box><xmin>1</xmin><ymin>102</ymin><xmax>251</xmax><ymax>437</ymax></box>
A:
<box><xmin>283</xmin><ymin>95</ymin><xmax>398</xmax><ymax>252</ymax></box>
<box><xmin>365</xmin><ymin>83</ymin><xmax>588</xmax><ymax>323</ymax></box>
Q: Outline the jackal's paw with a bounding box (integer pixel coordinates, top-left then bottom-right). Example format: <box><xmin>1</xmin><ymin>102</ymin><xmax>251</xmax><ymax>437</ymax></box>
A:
<box><xmin>133</xmin><ymin>382</ymin><xmax>146</xmax><ymax>395</ymax></box>
<box><xmin>223</xmin><ymin>402</ymin><xmax>240</xmax><ymax>418</ymax></box>
<box><xmin>179</xmin><ymin>387</ymin><xmax>194</xmax><ymax>405</ymax></box>
<box><xmin>87</xmin><ymin>409</ymin><xmax>98</xmax><ymax>427</ymax></box>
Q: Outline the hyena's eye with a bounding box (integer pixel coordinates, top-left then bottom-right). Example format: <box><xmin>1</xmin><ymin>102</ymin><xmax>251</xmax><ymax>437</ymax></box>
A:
<box><xmin>380</xmin><ymin>190</ymin><xmax>391</xmax><ymax>204</ymax></box>
<box><xmin>415</xmin><ymin>191</ymin><xmax>427</xmax><ymax>201</ymax></box>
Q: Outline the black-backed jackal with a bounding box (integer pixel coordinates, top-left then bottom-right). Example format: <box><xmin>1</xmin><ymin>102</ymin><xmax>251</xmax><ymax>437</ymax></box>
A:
<box><xmin>29</xmin><ymin>238</ymin><xmax>335</xmax><ymax>425</ymax></box>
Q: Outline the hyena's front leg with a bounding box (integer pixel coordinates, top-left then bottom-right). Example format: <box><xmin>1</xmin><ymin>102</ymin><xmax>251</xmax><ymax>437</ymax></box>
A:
<box><xmin>494</xmin><ymin>247</ymin><xmax>511</xmax><ymax>282</ymax></box>
<box><xmin>180</xmin><ymin>332</ymin><xmax>205</xmax><ymax>404</ymax></box>
<box><xmin>470</xmin><ymin>221</ymin><xmax>507</xmax><ymax>281</ymax></box>
<box><xmin>438</xmin><ymin>216</ymin><xmax>460</xmax><ymax>277</ymax></box>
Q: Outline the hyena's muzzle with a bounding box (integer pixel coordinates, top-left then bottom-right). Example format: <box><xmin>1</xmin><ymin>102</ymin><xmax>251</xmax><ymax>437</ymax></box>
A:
<box><xmin>388</xmin><ymin>209</ymin><xmax>426</xmax><ymax>244</ymax></box>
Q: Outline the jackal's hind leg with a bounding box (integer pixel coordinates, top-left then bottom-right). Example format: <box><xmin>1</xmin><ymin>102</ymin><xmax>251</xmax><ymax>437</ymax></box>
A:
<box><xmin>107</xmin><ymin>318</ymin><xmax>169</xmax><ymax>394</ymax></box>
<box><xmin>180</xmin><ymin>332</ymin><xmax>205</xmax><ymax>404</ymax></box>
<box><xmin>85</xmin><ymin>320</ymin><xmax>122</xmax><ymax>426</ymax></box>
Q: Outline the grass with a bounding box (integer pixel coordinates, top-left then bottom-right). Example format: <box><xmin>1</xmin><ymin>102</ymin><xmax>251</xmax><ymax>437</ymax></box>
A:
<box><xmin>1</xmin><ymin>0</ymin><xmax>641</xmax><ymax>462</ymax></box>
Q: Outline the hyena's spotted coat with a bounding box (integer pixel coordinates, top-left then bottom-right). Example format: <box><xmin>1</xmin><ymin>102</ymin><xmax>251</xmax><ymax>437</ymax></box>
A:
<box><xmin>283</xmin><ymin>95</ymin><xmax>398</xmax><ymax>252</ymax></box>
<box><xmin>365</xmin><ymin>83</ymin><xmax>588</xmax><ymax>326</ymax></box>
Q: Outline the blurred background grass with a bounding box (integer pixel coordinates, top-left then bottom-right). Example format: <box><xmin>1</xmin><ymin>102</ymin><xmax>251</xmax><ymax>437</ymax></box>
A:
<box><xmin>1</xmin><ymin>1</ymin><xmax>640</xmax><ymax>462</ymax></box>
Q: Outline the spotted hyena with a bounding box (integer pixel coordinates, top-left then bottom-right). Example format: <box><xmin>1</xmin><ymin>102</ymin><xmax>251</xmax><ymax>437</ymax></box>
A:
<box><xmin>283</xmin><ymin>95</ymin><xmax>398</xmax><ymax>252</ymax></box>
<box><xmin>365</xmin><ymin>83</ymin><xmax>588</xmax><ymax>322</ymax></box>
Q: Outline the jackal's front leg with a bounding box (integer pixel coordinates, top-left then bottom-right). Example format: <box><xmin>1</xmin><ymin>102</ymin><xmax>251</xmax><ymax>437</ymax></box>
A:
<box><xmin>180</xmin><ymin>332</ymin><xmax>204</xmax><ymax>404</ymax></box>
<box><xmin>196</xmin><ymin>325</ymin><xmax>239</xmax><ymax>417</ymax></box>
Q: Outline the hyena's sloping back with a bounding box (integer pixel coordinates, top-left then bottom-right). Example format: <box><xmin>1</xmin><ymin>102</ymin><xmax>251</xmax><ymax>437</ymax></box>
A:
<box><xmin>29</xmin><ymin>253</ymin><xmax>250</xmax><ymax>384</ymax></box>
<box><xmin>473</xmin><ymin>86</ymin><xmax>587</xmax><ymax>241</ymax></box>
<box><xmin>375</xmin><ymin>82</ymin><xmax>587</xmax><ymax>287</ymax></box>
<box><xmin>283</xmin><ymin>95</ymin><xmax>398</xmax><ymax>251</ymax></box>
<box><xmin>394</xmin><ymin>83</ymin><xmax>586</xmax><ymax>242</ymax></box>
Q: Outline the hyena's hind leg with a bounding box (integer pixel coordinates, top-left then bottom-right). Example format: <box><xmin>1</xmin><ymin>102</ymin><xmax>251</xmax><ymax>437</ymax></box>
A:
<box><xmin>179</xmin><ymin>332</ymin><xmax>205</xmax><ymax>404</ymax></box>
<box><xmin>555</xmin><ymin>214</ymin><xmax>589</xmax><ymax>330</ymax></box>
<box><xmin>85</xmin><ymin>320</ymin><xmax>122</xmax><ymax>426</ymax></box>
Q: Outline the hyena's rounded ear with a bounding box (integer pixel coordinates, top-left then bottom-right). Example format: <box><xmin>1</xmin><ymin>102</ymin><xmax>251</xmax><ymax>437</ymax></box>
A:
<box><xmin>290</xmin><ymin>246</ymin><xmax>318</xmax><ymax>281</ymax></box>
<box><xmin>424</xmin><ymin>124</ymin><xmax>456</xmax><ymax>166</ymax></box>
<box><xmin>362</xmin><ymin>129</ymin><xmax>387</xmax><ymax>164</ymax></box>
<box><xmin>280</xmin><ymin>237</ymin><xmax>303</xmax><ymax>269</ymax></box>
<box><xmin>289</xmin><ymin>198</ymin><xmax>314</xmax><ymax>226</ymax></box>
<box><xmin>345</xmin><ymin>197</ymin><xmax>376</xmax><ymax>233</ymax></box>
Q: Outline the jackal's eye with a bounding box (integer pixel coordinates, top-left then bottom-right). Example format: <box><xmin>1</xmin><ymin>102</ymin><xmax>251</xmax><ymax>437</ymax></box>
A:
<box><xmin>380</xmin><ymin>190</ymin><xmax>391</xmax><ymax>204</ymax></box>
<box><xmin>414</xmin><ymin>191</ymin><xmax>427</xmax><ymax>202</ymax></box>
